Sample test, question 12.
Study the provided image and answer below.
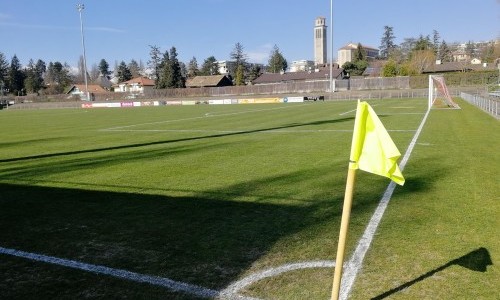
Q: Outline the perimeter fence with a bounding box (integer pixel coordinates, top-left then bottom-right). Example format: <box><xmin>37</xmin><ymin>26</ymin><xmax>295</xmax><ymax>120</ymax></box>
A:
<box><xmin>460</xmin><ymin>92</ymin><xmax>499</xmax><ymax>119</ymax></box>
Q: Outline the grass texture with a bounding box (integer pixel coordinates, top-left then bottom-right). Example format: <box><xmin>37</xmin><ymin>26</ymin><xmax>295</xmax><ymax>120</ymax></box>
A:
<box><xmin>0</xmin><ymin>98</ymin><xmax>497</xmax><ymax>299</ymax></box>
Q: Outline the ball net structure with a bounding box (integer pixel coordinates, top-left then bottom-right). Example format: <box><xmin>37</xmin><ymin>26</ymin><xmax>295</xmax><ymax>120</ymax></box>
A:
<box><xmin>428</xmin><ymin>75</ymin><xmax>460</xmax><ymax>110</ymax></box>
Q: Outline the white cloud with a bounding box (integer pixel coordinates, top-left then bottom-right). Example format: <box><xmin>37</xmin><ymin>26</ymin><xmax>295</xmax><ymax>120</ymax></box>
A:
<box><xmin>247</xmin><ymin>43</ymin><xmax>273</xmax><ymax>64</ymax></box>
<box><xmin>0</xmin><ymin>13</ymin><xmax>11</xmax><ymax>20</ymax></box>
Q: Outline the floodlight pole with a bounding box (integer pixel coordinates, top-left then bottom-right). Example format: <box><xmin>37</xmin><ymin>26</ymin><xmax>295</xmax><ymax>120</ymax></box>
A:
<box><xmin>77</xmin><ymin>4</ymin><xmax>89</xmax><ymax>101</ymax></box>
<box><xmin>329</xmin><ymin>0</ymin><xmax>335</xmax><ymax>94</ymax></box>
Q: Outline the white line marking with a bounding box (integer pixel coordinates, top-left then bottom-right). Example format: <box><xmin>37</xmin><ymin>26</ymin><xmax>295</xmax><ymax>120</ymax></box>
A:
<box><xmin>0</xmin><ymin>246</ymin><xmax>256</xmax><ymax>300</ymax></box>
<box><xmin>98</xmin><ymin>129</ymin><xmax>415</xmax><ymax>134</ymax></box>
<box><xmin>221</xmin><ymin>260</ymin><xmax>335</xmax><ymax>296</ymax></box>
<box><xmin>339</xmin><ymin>108</ymin><xmax>357</xmax><ymax>116</ymax></box>
<box><xmin>102</xmin><ymin>104</ymin><xmax>311</xmax><ymax>131</ymax></box>
<box><xmin>339</xmin><ymin>108</ymin><xmax>431</xmax><ymax>300</ymax></box>
<box><xmin>99</xmin><ymin>129</ymin><xmax>355</xmax><ymax>133</ymax></box>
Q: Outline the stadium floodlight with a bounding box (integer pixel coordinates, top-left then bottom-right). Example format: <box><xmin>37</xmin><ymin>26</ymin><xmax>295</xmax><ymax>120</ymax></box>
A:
<box><xmin>329</xmin><ymin>0</ymin><xmax>335</xmax><ymax>93</ymax></box>
<box><xmin>77</xmin><ymin>4</ymin><xmax>89</xmax><ymax>101</ymax></box>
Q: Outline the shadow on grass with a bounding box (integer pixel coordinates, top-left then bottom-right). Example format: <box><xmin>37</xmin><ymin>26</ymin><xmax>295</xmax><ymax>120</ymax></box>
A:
<box><xmin>0</xmin><ymin>179</ymin><xmax>344</xmax><ymax>296</ymax></box>
<box><xmin>0</xmin><ymin>117</ymin><xmax>354</xmax><ymax>163</ymax></box>
<box><xmin>371</xmin><ymin>247</ymin><xmax>493</xmax><ymax>300</ymax></box>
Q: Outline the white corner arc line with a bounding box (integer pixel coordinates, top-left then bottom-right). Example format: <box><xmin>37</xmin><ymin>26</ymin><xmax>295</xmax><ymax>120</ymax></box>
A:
<box><xmin>0</xmin><ymin>246</ymin><xmax>254</xmax><ymax>300</ymax></box>
<box><xmin>220</xmin><ymin>260</ymin><xmax>335</xmax><ymax>296</ymax></box>
<box><xmin>339</xmin><ymin>108</ymin><xmax>431</xmax><ymax>300</ymax></box>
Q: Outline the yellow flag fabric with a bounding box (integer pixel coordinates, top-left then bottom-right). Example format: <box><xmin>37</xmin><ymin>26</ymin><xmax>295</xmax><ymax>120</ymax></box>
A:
<box><xmin>349</xmin><ymin>101</ymin><xmax>405</xmax><ymax>185</ymax></box>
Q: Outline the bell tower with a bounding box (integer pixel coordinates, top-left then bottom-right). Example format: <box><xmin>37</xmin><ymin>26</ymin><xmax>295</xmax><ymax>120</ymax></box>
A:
<box><xmin>314</xmin><ymin>17</ymin><xmax>327</xmax><ymax>65</ymax></box>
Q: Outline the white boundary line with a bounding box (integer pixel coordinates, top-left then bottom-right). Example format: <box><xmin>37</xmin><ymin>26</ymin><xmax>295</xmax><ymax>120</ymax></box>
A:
<box><xmin>0</xmin><ymin>246</ymin><xmax>256</xmax><ymax>300</ymax></box>
<box><xmin>102</xmin><ymin>104</ymin><xmax>311</xmax><ymax>131</ymax></box>
<box><xmin>220</xmin><ymin>260</ymin><xmax>335</xmax><ymax>296</ymax></box>
<box><xmin>1</xmin><ymin>103</ymin><xmax>430</xmax><ymax>299</ymax></box>
<box><xmin>339</xmin><ymin>108</ymin><xmax>431</xmax><ymax>300</ymax></box>
<box><xmin>100</xmin><ymin>128</ymin><xmax>415</xmax><ymax>134</ymax></box>
<box><xmin>0</xmin><ymin>245</ymin><xmax>334</xmax><ymax>300</ymax></box>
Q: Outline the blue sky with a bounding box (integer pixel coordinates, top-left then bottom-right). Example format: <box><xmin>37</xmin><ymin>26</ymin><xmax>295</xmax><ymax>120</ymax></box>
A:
<box><xmin>1</xmin><ymin>0</ymin><xmax>499</xmax><ymax>69</ymax></box>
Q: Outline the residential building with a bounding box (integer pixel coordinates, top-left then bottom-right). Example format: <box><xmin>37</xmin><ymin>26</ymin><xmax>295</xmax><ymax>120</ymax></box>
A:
<box><xmin>290</xmin><ymin>60</ymin><xmax>315</xmax><ymax>72</ymax></box>
<box><xmin>186</xmin><ymin>75</ymin><xmax>233</xmax><ymax>88</ymax></box>
<box><xmin>338</xmin><ymin>43</ymin><xmax>379</xmax><ymax>67</ymax></box>
<box><xmin>252</xmin><ymin>64</ymin><xmax>345</xmax><ymax>85</ymax></box>
<box><xmin>66</xmin><ymin>84</ymin><xmax>107</xmax><ymax>100</ymax></box>
<box><xmin>114</xmin><ymin>76</ymin><xmax>155</xmax><ymax>94</ymax></box>
<box><xmin>422</xmin><ymin>60</ymin><xmax>497</xmax><ymax>73</ymax></box>
<box><xmin>216</xmin><ymin>61</ymin><xmax>236</xmax><ymax>75</ymax></box>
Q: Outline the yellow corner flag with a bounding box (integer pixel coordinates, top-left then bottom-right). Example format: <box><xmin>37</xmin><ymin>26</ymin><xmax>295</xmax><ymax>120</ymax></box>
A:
<box><xmin>349</xmin><ymin>101</ymin><xmax>405</xmax><ymax>185</ymax></box>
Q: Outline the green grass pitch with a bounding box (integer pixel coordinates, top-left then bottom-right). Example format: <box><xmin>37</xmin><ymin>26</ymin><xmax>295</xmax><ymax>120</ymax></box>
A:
<box><xmin>0</xmin><ymin>98</ymin><xmax>498</xmax><ymax>299</ymax></box>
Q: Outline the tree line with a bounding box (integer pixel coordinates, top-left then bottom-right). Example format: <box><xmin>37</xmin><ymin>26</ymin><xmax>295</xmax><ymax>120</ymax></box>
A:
<box><xmin>341</xmin><ymin>26</ymin><xmax>498</xmax><ymax>77</ymax></box>
<box><xmin>0</xmin><ymin>42</ymin><xmax>288</xmax><ymax>96</ymax></box>
<box><xmin>378</xmin><ymin>26</ymin><xmax>499</xmax><ymax>77</ymax></box>
<box><xmin>2</xmin><ymin>29</ymin><xmax>496</xmax><ymax>96</ymax></box>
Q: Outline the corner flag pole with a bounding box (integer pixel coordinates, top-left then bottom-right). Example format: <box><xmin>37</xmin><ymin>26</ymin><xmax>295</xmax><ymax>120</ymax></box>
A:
<box><xmin>330</xmin><ymin>167</ymin><xmax>356</xmax><ymax>300</ymax></box>
<box><xmin>330</xmin><ymin>101</ymin><xmax>405</xmax><ymax>300</ymax></box>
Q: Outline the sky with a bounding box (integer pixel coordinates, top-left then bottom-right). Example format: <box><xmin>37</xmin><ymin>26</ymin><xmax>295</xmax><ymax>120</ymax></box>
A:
<box><xmin>0</xmin><ymin>0</ymin><xmax>499</xmax><ymax>70</ymax></box>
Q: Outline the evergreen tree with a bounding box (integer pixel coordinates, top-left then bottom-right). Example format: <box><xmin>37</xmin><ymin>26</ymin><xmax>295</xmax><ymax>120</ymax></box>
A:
<box><xmin>8</xmin><ymin>55</ymin><xmax>25</xmax><ymax>95</ymax></box>
<box><xmin>230</xmin><ymin>42</ymin><xmax>247</xmax><ymax>78</ymax></box>
<box><xmin>342</xmin><ymin>44</ymin><xmax>368</xmax><ymax>76</ymax></box>
<box><xmin>168</xmin><ymin>47</ymin><xmax>184</xmax><ymax>88</ymax></box>
<box><xmin>248</xmin><ymin>64</ymin><xmax>262</xmax><ymax>82</ymax></box>
<box><xmin>148</xmin><ymin>45</ymin><xmax>162</xmax><ymax>82</ymax></box>
<box><xmin>24</xmin><ymin>59</ymin><xmax>44</xmax><ymax>94</ymax></box>
<box><xmin>35</xmin><ymin>59</ymin><xmax>46</xmax><ymax>79</ymax></box>
<box><xmin>200</xmin><ymin>56</ymin><xmax>219</xmax><ymax>75</ymax></box>
<box><xmin>179</xmin><ymin>61</ymin><xmax>187</xmax><ymax>79</ymax></box>
<box><xmin>117</xmin><ymin>61</ymin><xmax>132</xmax><ymax>82</ymax></box>
<box><xmin>353</xmin><ymin>43</ymin><xmax>366</xmax><ymax>62</ymax></box>
<box><xmin>24</xmin><ymin>59</ymin><xmax>37</xmax><ymax>94</ymax></box>
<box><xmin>438</xmin><ymin>40</ymin><xmax>453</xmax><ymax>62</ymax></box>
<box><xmin>98</xmin><ymin>59</ymin><xmax>111</xmax><ymax>78</ymax></box>
<box><xmin>414</xmin><ymin>35</ymin><xmax>432</xmax><ymax>51</ymax></box>
<box><xmin>128</xmin><ymin>59</ymin><xmax>141</xmax><ymax>78</ymax></box>
<box><xmin>45</xmin><ymin>61</ymin><xmax>72</xmax><ymax>94</ymax></box>
<box><xmin>0</xmin><ymin>52</ymin><xmax>9</xmax><ymax>91</ymax></box>
<box><xmin>267</xmin><ymin>45</ymin><xmax>288</xmax><ymax>73</ymax></box>
<box><xmin>380</xmin><ymin>25</ymin><xmax>396</xmax><ymax>59</ymax></box>
<box><xmin>157</xmin><ymin>47</ymin><xmax>184</xmax><ymax>88</ymax></box>
<box><xmin>187</xmin><ymin>57</ymin><xmax>199</xmax><ymax>78</ymax></box>
<box><xmin>234</xmin><ymin>64</ymin><xmax>245</xmax><ymax>85</ymax></box>
<box><xmin>157</xmin><ymin>51</ymin><xmax>170</xmax><ymax>88</ymax></box>
<box><xmin>399</xmin><ymin>38</ymin><xmax>417</xmax><ymax>60</ymax></box>
<box><xmin>432</xmin><ymin>30</ymin><xmax>440</xmax><ymax>55</ymax></box>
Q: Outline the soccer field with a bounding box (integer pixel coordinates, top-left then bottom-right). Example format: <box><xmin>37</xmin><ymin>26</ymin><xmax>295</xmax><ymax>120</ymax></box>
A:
<box><xmin>0</xmin><ymin>98</ymin><xmax>498</xmax><ymax>299</ymax></box>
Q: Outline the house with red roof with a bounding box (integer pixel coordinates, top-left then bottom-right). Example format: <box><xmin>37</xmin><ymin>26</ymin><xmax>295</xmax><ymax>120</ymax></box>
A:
<box><xmin>114</xmin><ymin>76</ymin><xmax>155</xmax><ymax>94</ymax></box>
<box><xmin>66</xmin><ymin>84</ymin><xmax>108</xmax><ymax>100</ymax></box>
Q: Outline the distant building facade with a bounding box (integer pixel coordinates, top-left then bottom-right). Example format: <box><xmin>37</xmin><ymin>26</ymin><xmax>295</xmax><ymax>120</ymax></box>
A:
<box><xmin>338</xmin><ymin>43</ymin><xmax>379</xmax><ymax>67</ymax></box>
<box><xmin>314</xmin><ymin>17</ymin><xmax>327</xmax><ymax>65</ymax></box>
<box><xmin>216</xmin><ymin>60</ymin><xmax>236</xmax><ymax>75</ymax></box>
<box><xmin>114</xmin><ymin>76</ymin><xmax>155</xmax><ymax>94</ymax></box>
<box><xmin>289</xmin><ymin>60</ymin><xmax>315</xmax><ymax>72</ymax></box>
<box><xmin>186</xmin><ymin>75</ymin><xmax>233</xmax><ymax>88</ymax></box>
